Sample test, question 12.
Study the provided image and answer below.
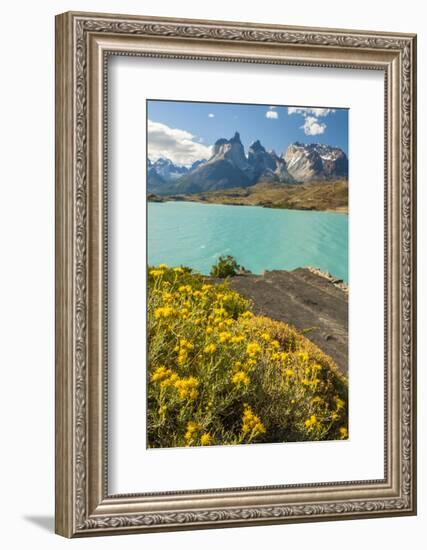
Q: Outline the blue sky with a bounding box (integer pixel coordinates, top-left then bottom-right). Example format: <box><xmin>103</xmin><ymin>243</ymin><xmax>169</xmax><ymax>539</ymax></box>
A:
<box><xmin>147</xmin><ymin>100</ymin><xmax>348</xmax><ymax>166</ymax></box>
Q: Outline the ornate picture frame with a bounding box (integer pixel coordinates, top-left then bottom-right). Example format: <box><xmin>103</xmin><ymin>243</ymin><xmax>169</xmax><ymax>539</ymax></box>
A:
<box><xmin>55</xmin><ymin>11</ymin><xmax>417</xmax><ymax>537</ymax></box>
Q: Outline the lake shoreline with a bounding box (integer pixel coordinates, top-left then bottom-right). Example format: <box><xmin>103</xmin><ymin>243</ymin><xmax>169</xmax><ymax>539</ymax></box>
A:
<box><xmin>148</xmin><ymin>179</ymin><xmax>348</xmax><ymax>213</ymax></box>
<box><xmin>149</xmin><ymin>196</ymin><xmax>348</xmax><ymax>214</ymax></box>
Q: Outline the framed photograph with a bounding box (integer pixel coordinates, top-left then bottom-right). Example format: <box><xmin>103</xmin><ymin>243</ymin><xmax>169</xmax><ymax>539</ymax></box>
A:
<box><xmin>55</xmin><ymin>11</ymin><xmax>417</xmax><ymax>537</ymax></box>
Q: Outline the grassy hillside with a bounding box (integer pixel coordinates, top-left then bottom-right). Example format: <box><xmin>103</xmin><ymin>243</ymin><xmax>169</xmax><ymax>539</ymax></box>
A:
<box><xmin>160</xmin><ymin>179</ymin><xmax>348</xmax><ymax>212</ymax></box>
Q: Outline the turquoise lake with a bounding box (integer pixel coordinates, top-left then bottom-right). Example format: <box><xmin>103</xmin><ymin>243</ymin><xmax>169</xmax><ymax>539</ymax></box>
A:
<box><xmin>148</xmin><ymin>201</ymin><xmax>348</xmax><ymax>283</ymax></box>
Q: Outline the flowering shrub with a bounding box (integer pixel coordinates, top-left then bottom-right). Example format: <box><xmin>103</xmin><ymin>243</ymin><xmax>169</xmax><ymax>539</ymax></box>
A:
<box><xmin>147</xmin><ymin>265</ymin><xmax>348</xmax><ymax>448</ymax></box>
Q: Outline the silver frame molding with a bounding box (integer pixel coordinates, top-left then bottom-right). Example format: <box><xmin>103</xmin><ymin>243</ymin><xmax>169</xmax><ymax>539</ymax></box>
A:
<box><xmin>55</xmin><ymin>11</ymin><xmax>417</xmax><ymax>538</ymax></box>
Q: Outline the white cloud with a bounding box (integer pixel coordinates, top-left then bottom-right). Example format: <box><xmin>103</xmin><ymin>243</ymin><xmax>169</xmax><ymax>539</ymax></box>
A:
<box><xmin>208</xmin><ymin>113</ymin><xmax>215</xmax><ymax>118</ymax></box>
<box><xmin>301</xmin><ymin>116</ymin><xmax>326</xmax><ymax>136</ymax></box>
<box><xmin>266</xmin><ymin>109</ymin><xmax>279</xmax><ymax>119</ymax></box>
<box><xmin>147</xmin><ymin>120</ymin><xmax>212</xmax><ymax>165</ymax></box>
<box><xmin>288</xmin><ymin>107</ymin><xmax>334</xmax><ymax>135</ymax></box>
<box><xmin>288</xmin><ymin>107</ymin><xmax>335</xmax><ymax>117</ymax></box>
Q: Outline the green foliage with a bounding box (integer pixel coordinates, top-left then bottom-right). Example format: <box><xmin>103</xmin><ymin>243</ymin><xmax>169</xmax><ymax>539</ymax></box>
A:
<box><xmin>210</xmin><ymin>255</ymin><xmax>242</xmax><ymax>278</ymax></box>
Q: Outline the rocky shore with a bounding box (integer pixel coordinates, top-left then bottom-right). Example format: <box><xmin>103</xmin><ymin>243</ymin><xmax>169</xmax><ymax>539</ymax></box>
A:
<box><xmin>221</xmin><ymin>268</ymin><xmax>348</xmax><ymax>373</ymax></box>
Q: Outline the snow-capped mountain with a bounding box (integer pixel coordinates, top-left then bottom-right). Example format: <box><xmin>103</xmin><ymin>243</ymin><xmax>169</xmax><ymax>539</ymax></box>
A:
<box><xmin>147</xmin><ymin>134</ymin><xmax>348</xmax><ymax>195</ymax></box>
<box><xmin>283</xmin><ymin>142</ymin><xmax>348</xmax><ymax>182</ymax></box>
<box><xmin>148</xmin><ymin>157</ymin><xmax>189</xmax><ymax>182</ymax></box>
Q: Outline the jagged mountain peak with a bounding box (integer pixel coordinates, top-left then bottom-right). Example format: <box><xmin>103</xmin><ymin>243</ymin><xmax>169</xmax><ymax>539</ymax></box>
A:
<box><xmin>154</xmin><ymin>157</ymin><xmax>173</xmax><ymax>165</ymax></box>
<box><xmin>209</xmin><ymin>132</ymin><xmax>253</xmax><ymax>178</ymax></box>
<box><xmin>214</xmin><ymin>137</ymin><xmax>229</xmax><ymax>147</ymax></box>
<box><xmin>212</xmin><ymin>132</ymin><xmax>243</xmax><ymax>157</ymax></box>
<box><xmin>283</xmin><ymin>142</ymin><xmax>348</xmax><ymax>182</ymax></box>
<box><xmin>148</xmin><ymin>156</ymin><xmax>189</xmax><ymax>183</ymax></box>
<box><xmin>147</xmin><ymin>134</ymin><xmax>347</xmax><ymax>194</ymax></box>
<box><xmin>249</xmin><ymin>139</ymin><xmax>265</xmax><ymax>153</ymax></box>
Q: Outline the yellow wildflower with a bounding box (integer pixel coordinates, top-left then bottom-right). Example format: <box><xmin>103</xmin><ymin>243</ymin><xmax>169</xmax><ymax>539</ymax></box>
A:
<box><xmin>175</xmin><ymin>339</ymin><xmax>194</xmax><ymax>366</ymax></box>
<box><xmin>149</xmin><ymin>269</ymin><xmax>164</xmax><ymax>278</ymax></box>
<box><xmin>179</xmin><ymin>307</ymin><xmax>190</xmax><ymax>319</ymax></box>
<box><xmin>240</xmin><ymin>311</ymin><xmax>254</xmax><ymax>320</ymax></box>
<box><xmin>260</xmin><ymin>332</ymin><xmax>270</xmax><ymax>342</ymax></box>
<box><xmin>154</xmin><ymin>306</ymin><xmax>174</xmax><ymax>319</ymax></box>
<box><xmin>335</xmin><ymin>397</ymin><xmax>345</xmax><ymax>410</ymax></box>
<box><xmin>232</xmin><ymin>370</ymin><xmax>250</xmax><ymax>387</ymax></box>
<box><xmin>174</xmin><ymin>376</ymin><xmax>199</xmax><ymax>400</ymax></box>
<box><xmin>339</xmin><ymin>426</ymin><xmax>348</xmax><ymax>439</ymax></box>
<box><xmin>233</xmin><ymin>360</ymin><xmax>243</xmax><ymax>372</ymax></box>
<box><xmin>242</xmin><ymin>405</ymin><xmax>266</xmax><ymax>438</ymax></box>
<box><xmin>200</xmin><ymin>433</ymin><xmax>213</xmax><ymax>446</ymax></box>
<box><xmin>304</xmin><ymin>415</ymin><xmax>320</xmax><ymax>429</ymax></box>
<box><xmin>160</xmin><ymin>372</ymin><xmax>179</xmax><ymax>388</ymax></box>
<box><xmin>213</xmin><ymin>307</ymin><xmax>227</xmax><ymax>318</ymax></box>
<box><xmin>246</xmin><ymin>342</ymin><xmax>262</xmax><ymax>357</ymax></box>
<box><xmin>151</xmin><ymin>366</ymin><xmax>171</xmax><ymax>382</ymax></box>
<box><xmin>159</xmin><ymin>263</ymin><xmax>168</xmax><ymax>269</ymax></box>
<box><xmin>218</xmin><ymin>331</ymin><xmax>232</xmax><ymax>343</ymax></box>
<box><xmin>231</xmin><ymin>335</ymin><xmax>244</xmax><ymax>344</ymax></box>
<box><xmin>184</xmin><ymin>421</ymin><xmax>200</xmax><ymax>444</ymax></box>
<box><xmin>177</xmin><ymin>350</ymin><xmax>188</xmax><ymax>366</ymax></box>
<box><xmin>173</xmin><ymin>266</ymin><xmax>184</xmax><ymax>273</ymax></box>
<box><xmin>178</xmin><ymin>284</ymin><xmax>192</xmax><ymax>294</ymax></box>
<box><xmin>204</xmin><ymin>343</ymin><xmax>217</xmax><ymax>355</ymax></box>
<box><xmin>206</xmin><ymin>326</ymin><xmax>213</xmax><ymax>335</ymax></box>
<box><xmin>179</xmin><ymin>339</ymin><xmax>193</xmax><ymax>349</ymax></box>
<box><xmin>285</xmin><ymin>369</ymin><xmax>294</xmax><ymax>378</ymax></box>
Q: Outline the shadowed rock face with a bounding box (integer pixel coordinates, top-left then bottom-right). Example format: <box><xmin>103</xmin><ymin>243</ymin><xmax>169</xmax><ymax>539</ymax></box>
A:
<box><xmin>224</xmin><ymin>268</ymin><xmax>348</xmax><ymax>373</ymax></box>
<box><xmin>248</xmin><ymin>140</ymin><xmax>294</xmax><ymax>183</ymax></box>
<box><xmin>209</xmin><ymin>132</ymin><xmax>255</xmax><ymax>180</ymax></box>
<box><xmin>166</xmin><ymin>159</ymin><xmax>252</xmax><ymax>194</ymax></box>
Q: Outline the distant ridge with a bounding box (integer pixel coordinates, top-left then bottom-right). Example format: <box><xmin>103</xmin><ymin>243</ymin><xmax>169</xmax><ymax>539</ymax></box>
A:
<box><xmin>148</xmin><ymin>132</ymin><xmax>348</xmax><ymax>195</ymax></box>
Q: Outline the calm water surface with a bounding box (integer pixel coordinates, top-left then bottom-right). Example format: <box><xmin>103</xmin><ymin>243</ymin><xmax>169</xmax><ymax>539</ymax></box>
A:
<box><xmin>148</xmin><ymin>201</ymin><xmax>348</xmax><ymax>283</ymax></box>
